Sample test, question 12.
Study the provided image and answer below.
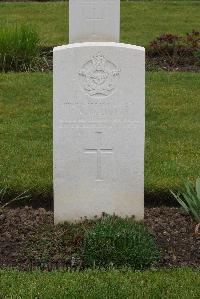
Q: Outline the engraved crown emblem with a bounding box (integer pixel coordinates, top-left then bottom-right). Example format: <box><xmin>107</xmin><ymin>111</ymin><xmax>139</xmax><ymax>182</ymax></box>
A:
<box><xmin>92</xmin><ymin>53</ymin><xmax>106</xmax><ymax>70</ymax></box>
<box><xmin>79</xmin><ymin>53</ymin><xmax>121</xmax><ymax>98</ymax></box>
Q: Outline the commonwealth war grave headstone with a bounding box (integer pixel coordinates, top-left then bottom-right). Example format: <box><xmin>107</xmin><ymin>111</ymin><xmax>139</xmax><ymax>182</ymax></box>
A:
<box><xmin>54</xmin><ymin>0</ymin><xmax>145</xmax><ymax>223</ymax></box>
<box><xmin>69</xmin><ymin>0</ymin><xmax>120</xmax><ymax>43</ymax></box>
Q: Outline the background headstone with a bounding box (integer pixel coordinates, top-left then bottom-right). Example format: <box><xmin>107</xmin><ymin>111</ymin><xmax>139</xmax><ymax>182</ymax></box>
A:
<box><xmin>69</xmin><ymin>0</ymin><xmax>120</xmax><ymax>43</ymax></box>
<box><xmin>53</xmin><ymin>43</ymin><xmax>145</xmax><ymax>223</ymax></box>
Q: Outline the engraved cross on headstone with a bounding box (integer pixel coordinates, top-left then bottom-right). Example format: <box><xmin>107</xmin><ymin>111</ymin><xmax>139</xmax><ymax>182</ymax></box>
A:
<box><xmin>69</xmin><ymin>0</ymin><xmax>120</xmax><ymax>43</ymax></box>
<box><xmin>86</xmin><ymin>2</ymin><xmax>104</xmax><ymax>37</ymax></box>
<box><xmin>84</xmin><ymin>132</ymin><xmax>113</xmax><ymax>181</ymax></box>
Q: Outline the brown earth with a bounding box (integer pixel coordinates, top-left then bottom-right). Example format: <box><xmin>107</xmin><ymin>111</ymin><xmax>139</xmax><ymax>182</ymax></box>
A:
<box><xmin>145</xmin><ymin>56</ymin><xmax>200</xmax><ymax>72</ymax></box>
<box><xmin>0</xmin><ymin>207</ymin><xmax>199</xmax><ymax>270</ymax></box>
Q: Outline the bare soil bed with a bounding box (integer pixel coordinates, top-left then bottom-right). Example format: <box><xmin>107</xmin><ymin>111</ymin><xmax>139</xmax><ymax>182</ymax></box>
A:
<box><xmin>0</xmin><ymin>207</ymin><xmax>199</xmax><ymax>270</ymax></box>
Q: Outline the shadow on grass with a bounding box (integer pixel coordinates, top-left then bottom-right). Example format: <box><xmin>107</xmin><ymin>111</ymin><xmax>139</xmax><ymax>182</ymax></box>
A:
<box><xmin>1</xmin><ymin>188</ymin><xmax>179</xmax><ymax>211</ymax></box>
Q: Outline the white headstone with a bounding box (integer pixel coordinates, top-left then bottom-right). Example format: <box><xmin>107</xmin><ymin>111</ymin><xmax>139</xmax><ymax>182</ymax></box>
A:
<box><xmin>53</xmin><ymin>43</ymin><xmax>145</xmax><ymax>223</ymax></box>
<box><xmin>69</xmin><ymin>0</ymin><xmax>120</xmax><ymax>43</ymax></box>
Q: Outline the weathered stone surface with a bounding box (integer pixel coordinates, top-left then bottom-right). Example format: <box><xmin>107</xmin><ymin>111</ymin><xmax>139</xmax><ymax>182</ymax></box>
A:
<box><xmin>69</xmin><ymin>0</ymin><xmax>120</xmax><ymax>43</ymax></box>
<box><xmin>53</xmin><ymin>42</ymin><xmax>145</xmax><ymax>223</ymax></box>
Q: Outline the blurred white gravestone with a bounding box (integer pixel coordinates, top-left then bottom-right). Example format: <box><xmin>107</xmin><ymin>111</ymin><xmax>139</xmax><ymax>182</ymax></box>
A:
<box><xmin>69</xmin><ymin>0</ymin><xmax>120</xmax><ymax>43</ymax></box>
<box><xmin>53</xmin><ymin>1</ymin><xmax>145</xmax><ymax>223</ymax></box>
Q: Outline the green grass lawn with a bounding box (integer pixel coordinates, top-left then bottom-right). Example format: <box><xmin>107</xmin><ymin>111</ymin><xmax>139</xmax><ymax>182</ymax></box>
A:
<box><xmin>0</xmin><ymin>73</ymin><xmax>52</xmax><ymax>201</ymax></box>
<box><xmin>1</xmin><ymin>268</ymin><xmax>200</xmax><ymax>298</ymax></box>
<box><xmin>0</xmin><ymin>1</ymin><xmax>199</xmax><ymax>47</ymax></box>
<box><xmin>1</xmin><ymin>72</ymin><xmax>200</xmax><ymax>202</ymax></box>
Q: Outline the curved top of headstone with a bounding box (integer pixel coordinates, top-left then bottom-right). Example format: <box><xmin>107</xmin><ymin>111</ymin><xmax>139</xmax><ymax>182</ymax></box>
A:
<box><xmin>54</xmin><ymin>42</ymin><xmax>145</xmax><ymax>52</ymax></box>
<box><xmin>69</xmin><ymin>0</ymin><xmax>120</xmax><ymax>43</ymax></box>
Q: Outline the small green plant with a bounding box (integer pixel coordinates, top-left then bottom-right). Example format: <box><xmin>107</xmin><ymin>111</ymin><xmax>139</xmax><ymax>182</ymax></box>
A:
<box><xmin>84</xmin><ymin>215</ymin><xmax>160</xmax><ymax>269</ymax></box>
<box><xmin>170</xmin><ymin>177</ymin><xmax>200</xmax><ymax>224</ymax></box>
<box><xmin>0</xmin><ymin>24</ymin><xmax>40</xmax><ymax>72</ymax></box>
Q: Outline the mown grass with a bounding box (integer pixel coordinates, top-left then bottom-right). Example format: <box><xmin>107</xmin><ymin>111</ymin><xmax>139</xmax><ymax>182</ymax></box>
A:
<box><xmin>0</xmin><ymin>1</ymin><xmax>199</xmax><ymax>47</ymax></box>
<box><xmin>146</xmin><ymin>72</ymin><xmax>200</xmax><ymax>195</ymax></box>
<box><xmin>1</xmin><ymin>72</ymin><xmax>200</xmax><ymax>203</ymax></box>
<box><xmin>0</xmin><ymin>268</ymin><xmax>200</xmax><ymax>298</ymax></box>
<box><xmin>0</xmin><ymin>73</ymin><xmax>52</xmax><ymax>201</ymax></box>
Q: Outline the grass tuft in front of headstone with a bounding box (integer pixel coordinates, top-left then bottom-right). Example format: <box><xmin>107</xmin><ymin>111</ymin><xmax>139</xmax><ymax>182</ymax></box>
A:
<box><xmin>84</xmin><ymin>215</ymin><xmax>160</xmax><ymax>270</ymax></box>
<box><xmin>0</xmin><ymin>24</ymin><xmax>40</xmax><ymax>72</ymax></box>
